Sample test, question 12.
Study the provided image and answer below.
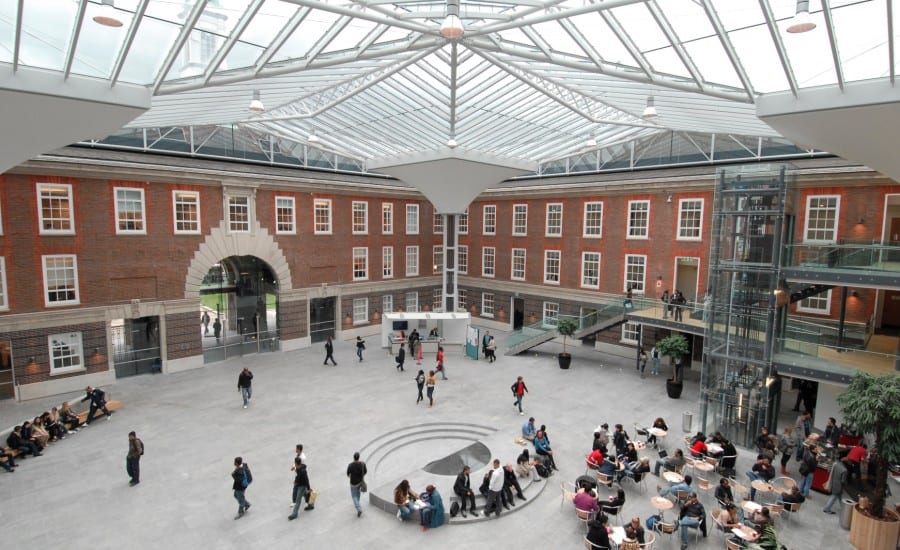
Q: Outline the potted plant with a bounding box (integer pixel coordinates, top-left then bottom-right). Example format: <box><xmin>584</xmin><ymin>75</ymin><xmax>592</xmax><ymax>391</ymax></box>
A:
<box><xmin>556</xmin><ymin>318</ymin><xmax>578</xmax><ymax>369</ymax></box>
<box><xmin>839</xmin><ymin>373</ymin><xmax>900</xmax><ymax>550</ymax></box>
<box><xmin>654</xmin><ymin>333</ymin><xmax>689</xmax><ymax>398</ymax></box>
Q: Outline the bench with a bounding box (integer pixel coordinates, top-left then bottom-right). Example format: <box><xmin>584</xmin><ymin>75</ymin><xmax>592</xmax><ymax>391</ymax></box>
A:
<box><xmin>2</xmin><ymin>399</ymin><xmax>124</xmax><ymax>459</ymax></box>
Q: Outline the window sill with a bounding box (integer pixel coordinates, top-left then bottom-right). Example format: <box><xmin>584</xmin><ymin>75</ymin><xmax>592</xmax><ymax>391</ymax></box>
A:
<box><xmin>50</xmin><ymin>367</ymin><xmax>86</xmax><ymax>376</ymax></box>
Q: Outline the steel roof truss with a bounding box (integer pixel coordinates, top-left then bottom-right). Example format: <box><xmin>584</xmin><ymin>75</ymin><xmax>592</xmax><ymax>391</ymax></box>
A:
<box><xmin>152</xmin><ymin>0</ymin><xmax>210</xmax><ymax>93</ymax></box>
<box><xmin>202</xmin><ymin>0</ymin><xmax>266</xmax><ymax>85</ymax></box>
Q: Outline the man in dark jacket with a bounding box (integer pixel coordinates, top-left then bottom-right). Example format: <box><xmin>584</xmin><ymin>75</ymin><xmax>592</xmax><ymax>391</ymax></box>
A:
<box><xmin>81</xmin><ymin>386</ymin><xmax>111</xmax><ymax>424</ymax></box>
<box><xmin>453</xmin><ymin>465</ymin><xmax>479</xmax><ymax>518</ymax></box>
<box><xmin>288</xmin><ymin>457</ymin><xmax>311</xmax><ymax>520</ymax></box>
<box><xmin>7</xmin><ymin>425</ymin><xmax>41</xmax><ymax>457</ymax></box>
<box><xmin>501</xmin><ymin>463</ymin><xmax>526</xmax><ymax>506</ymax></box>
<box><xmin>126</xmin><ymin>431</ymin><xmax>144</xmax><ymax>486</ymax></box>
<box><xmin>232</xmin><ymin>456</ymin><xmax>252</xmax><ymax>520</ymax></box>
<box><xmin>237</xmin><ymin>368</ymin><xmax>253</xmax><ymax>409</ymax></box>
<box><xmin>678</xmin><ymin>492</ymin><xmax>706</xmax><ymax>549</ymax></box>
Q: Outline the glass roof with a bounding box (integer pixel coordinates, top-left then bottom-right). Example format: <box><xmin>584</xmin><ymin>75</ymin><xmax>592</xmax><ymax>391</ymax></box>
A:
<box><xmin>2</xmin><ymin>0</ymin><xmax>895</xmax><ymax>165</ymax></box>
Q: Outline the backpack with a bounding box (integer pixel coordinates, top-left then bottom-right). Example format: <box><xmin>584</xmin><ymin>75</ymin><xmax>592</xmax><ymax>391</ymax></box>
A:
<box><xmin>139</xmin><ymin>439</ymin><xmax>145</xmax><ymax>456</ymax></box>
<box><xmin>449</xmin><ymin>501</ymin><xmax>460</xmax><ymax>517</ymax></box>
<box><xmin>535</xmin><ymin>463</ymin><xmax>551</xmax><ymax>478</ymax></box>
<box><xmin>241</xmin><ymin>465</ymin><xmax>253</xmax><ymax>488</ymax></box>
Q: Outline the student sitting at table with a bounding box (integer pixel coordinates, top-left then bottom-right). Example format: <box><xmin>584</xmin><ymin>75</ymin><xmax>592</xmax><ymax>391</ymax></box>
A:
<box><xmin>622</xmin><ymin>442</ymin><xmax>638</xmax><ymax>466</ymax></box>
<box><xmin>625</xmin><ymin>516</ymin><xmax>646</xmax><ymax>544</ymax></box>
<box><xmin>574</xmin><ymin>486</ymin><xmax>600</xmax><ymax>515</ymax></box>
<box><xmin>689</xmin><ymin>434</ymin><xmax>708</xmax><ymax>458</ymax></box>
<box><xmin>745</xmin><ymin>506</ymin><xmax>773</xmax><ymax>532</ymax></box>
<box><xmin>623</xmin><ymin>456</ymin><xmax>650</xmax><ymax>482</ymax></box>
<box><xmin>654</xmin><ymin>448</ymin><xmax>686</xmax><ymax>476</ymax></box>
<box><xmin>718</xmin><ymin>440</ymin><xmax>738</xmax><ymax>476</ymax></box>
<box><xmin>746</xmin><ymin>455</ymin><xmax>776</xmax><ymax>500</ymax></box>
<box><xmin>587</xmin><ymin>447</ymin><xmax>604</xmax><ymax>470</ymax></box>
<box><xmin>713</xmin><ymin>503</ymin><xmax>744</xmax><ymax>531</ymax></box>
<box><xmin>657</xmin><ymin>474</ymin><xmax>693</xmax><ymax>498</ymax></box>
<box><xmin>777</xmin><ymin>485</ymin><xmax>806</xmax><ymax>506</ymax></box>
<box><xmin>647</xmin><ymin>417</ymin><xmax>668</xmax><ymax>448</ymax></box>
<box><xmin>715</xmin><ymin>477</ymin><xmax>735</xmax><ymax>505</ymax></box>
<box><xmin>586</xmin><ymin>514</ymin><xmax>611</xmax><ymax>549</ymax></box>
<box><xmin>678</xmin><ymin>492</ymin><xmax>707</xmax><ymax>548</ymax></box>
<box><xmin>600</xmin><ymin>488</ymin><xmax>626</xmax><ymax>514</ymax></box>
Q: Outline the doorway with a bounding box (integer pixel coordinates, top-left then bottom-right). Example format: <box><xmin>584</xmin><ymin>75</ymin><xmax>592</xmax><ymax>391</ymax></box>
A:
<box><xmin>111</xmin><ymin>317</ymin><xmax>161</xmax><ymax>378</ymax></box>
<box><xmin>674</xmin><ymin>257</ymin><xmax>700</xmax><ymax>303</ymax></box>
<box><xmin>0</xmin><ymin>340</ymin><xmax>13</xmax><ymax>399</ymax></box>
<box><xmin>513</xmin><ymin>297</ymin><xmax>525</xmax><ymax>330</ymax></box>
<box><xmin>310</xmin><ymin>298</ymin><xmax>336</xmax><ymax>343</ymax></box>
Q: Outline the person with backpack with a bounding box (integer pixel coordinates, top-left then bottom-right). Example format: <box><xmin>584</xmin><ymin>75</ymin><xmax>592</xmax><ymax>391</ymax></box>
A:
<box><xmin>232</xmin><ymin>456</ymin><xmax>252</xmax><ymax>520</ymax></box>
<box><xmin>81</xmin><ymin>386</ymin><xmax>112</xmax><ymax>424</ymax></box>
<box><xmin>126</xmin><ymin>431</ymin><xmax>144</xmax><ymax>486</ymax></box>
<box><xmin>510</xmin><ymin>376</ymin><xmax>528</xmax><ymax>415</ymax></box>
<box><xmin>356</xmin><ymin>336</ymin><xmax>366</xmax><ymax>362</ymax></box>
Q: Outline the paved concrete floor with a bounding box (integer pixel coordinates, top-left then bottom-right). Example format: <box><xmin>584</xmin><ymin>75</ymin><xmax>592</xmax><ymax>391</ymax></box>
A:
<box><xmin>0</xmin><ymin>331</ymin><xmax>868</xmax><ymax>550</ymax></box>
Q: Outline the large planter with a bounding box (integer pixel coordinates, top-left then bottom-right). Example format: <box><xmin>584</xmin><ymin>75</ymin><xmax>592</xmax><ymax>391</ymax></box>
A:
<box><xmin>665</xmin><ymin>379</ymin><xmax>683</xmax><ymax>399</ymax></box>
<box><xmin>849</xmin><ymin>505</ymin><xmax>900</xmax><ymax>550</ymax></box>
<box><xmin>558</xmin><ymin>353</ymin><xmax>572</xmax><ymax>369</ymax></box>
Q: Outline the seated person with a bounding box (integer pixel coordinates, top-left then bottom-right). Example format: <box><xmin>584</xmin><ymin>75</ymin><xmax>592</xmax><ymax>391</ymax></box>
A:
<box><xmin>625</xmin><ymin>516</ymin><xmax>646</xmax><ymax>544</ymax></box>
<box><xmin>20</xmin><ymin>421</ymin><xmax>45</xmax><ymax>452</ymax></box>
<box><xmin>755</xmin><ymin>427</ymin><xmax>773</xmax><ymax>455</ymax></box>
<box><xmin>533</xmin><ymin>430</ymin><xmax>557</xmax><ymax>470</ymax></box>
<box><xmin>678</xmin><ymin>492</ymin><xmax>707</xmax><ymax>546</ymax></box>
<box><xmin>759</xmin><ymin>440</ymin><xmax>776</xmax><ymax>463</ymax></box>
<box><xmin>478</xmin><ymin>470</ymin><xmax>491</xmax><ymax>497</ymax></box>
<box><xmin>521</xmin><ymin>417</ymin><xmax>537</xmax><ymax>442</ymax></box>
<box><xmin>654</xmin><ymin>448</ymin><xmax>686</xmax><ymax>476</ymax></box>
<box><xmin>0</xmin><ymin>449</ymin><xmax>17</xmax><ymax>472</ymax></box>
<box><xmin>600</xmin><ymin>488</ymin><xmax>625</xmax><ymax>514</ymax></box>
<box><xmin>393</xmin><ymin>479</ymin><xmax>418</xmax><ymax>521</ymax></box>
<box><xmin>647</xmin><ymin>417</ymin><xmax>668</xmax><ymax>448</ymax></box>
<box><xmin>714</xmin><ymin>477</ymin><xmax>734</xmax><ymax>505</ymax></box>
<box><xmin>778</xmin><ymin>485</ymin><xmax>806</xmax><ymax>505</ymax></box>
<box><xmin>29</xmin><ymin>417</ymin><xmax>51</xmax><ymax>447</ymax></box>
<box><xmin>428</xmin><ymin>327</ymin><xmax>438</xmax><ymax>338</ymax></box>
<box><xmin>657</xmin><ymin>474</ymin><xmax>693</xmax><ymax>498</ymax></box>
<box><xmin>690</xmin><ymin>434</ymin><xmax>708</xmax><ymax>458</ymax></box>
<box><xmin>718</xmin><ymin>440</ymin><xmax>737</xmax><ymax>468</ymax></box>
<box><xmin>587</xmin><ymin>447</ymin><xmax>604</xmax><ymax>470</ymax></box>
<box><xmin>746</xmin><ymin>455</ymin><xmax>776</xmax><ymax>500</ymax></box>
<box><xmin>624</xmin><ymin>456</ymin><xmax>650</xmax><ymax>481</ymax></box>
<box><xmin>6</xmin><ymin>425</ymin><xmax>41</xmax><ymax>457</ymax></box>
<box><xmin>516</xmin><ymin>449</ymin><xmax>542</xmax><ymax>481</ymax></box>
<box><xmin>689</xmin><ymin>431</ymin><xmax>706</xmax><ymax>446</ymax></box>
<box><xmin>586</xmin><ymin>513</ymin><xmax>611</xmax><ymax>549</ymax></box>
<box><xmin>596</xmin><ymin>457</ymin><xmax>619</xmax><ymax>485</ymax></box>
<box><xmin>58</xmin><ymin>401</ymin><xmax>81</xmax><ymax>432</ymax></box>
<box><xmin>502</xmin><ymin>464</ymin><xmax>525</xmax><ymax>505</ymax></box>
<box><xmin>574</xmin><ymin>487</ymin><xmax>600</xmax><ymax>515</ymax></box>
<box><xmin>418</xmin><ymin>485</ymin><xmax>445</xmax><ymax>531</ymax></box>
<box><xmin>622</xmin><ymin>442</ymin><xmax>638</xmax><ymax>466</ymax></box>
<box><xmin>746</xmin><ymin>506</ymin><xmax>774</xmax><ymax>533</ymax></box>
<box><xmin>713</xmin><ymin>503</ymin><xmax>744</xmax><ymax>531</ymax></box>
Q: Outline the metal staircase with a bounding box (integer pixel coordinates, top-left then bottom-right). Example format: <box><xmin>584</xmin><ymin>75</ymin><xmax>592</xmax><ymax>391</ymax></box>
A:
<box><xmin>504</xmin><ymin>306</ymin><xmax>625</xmax><ymax>356</ymax></box>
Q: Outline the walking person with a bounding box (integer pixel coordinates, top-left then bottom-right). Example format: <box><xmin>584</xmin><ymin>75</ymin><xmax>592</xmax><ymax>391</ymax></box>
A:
<box><xmin>287</xmin><ymin>457</ymin><xmax>310</xmax><ymax>520</ymax></box>
<box><xmin>415</xmin><ymin>370</ymin><xmax>426</xmax><ymax>404</ymax></box>
<box><xmin>510</xmin><ymin>376</ymin><xmax>528</xmax><ymax>415</ymax></box>
<box><xmin>426</xmin><ymin>370</ymin><xmax>437</xmax><ymax>408</ymax></box>
<box><xmin>201</xmin><ymin>311</ymin><xmax>210</xmax><ymax>335</ymax></box>
<box><xmin>346</xmin><ymin>452</ymin><xmax>368</xmax><ymax>517</ymax></box>
<box><xmin>650</xmin><ymin>346</ymin><xmax>660</xmax><ymax>375</ymax></box>
<box><xmin>356</xmin><ymin>336</ymin><xmax>365</xmax><ymax>362</ymax></box>
<box><xmin>485</xmin><ymin>335</ymin><xmax>497</xmax><ymax>363</ymax></box>
<box><xmin>823</xmin><ymin>458</ymin><xmax>848</xmax><ymax>514</ymax></box>
<box><xmin>639</xmin><ymin>349</ymin><xmax>648</xmax><ymax>378</ymax></box>
<box><xmin>323</xmin><ymin>335</ymin><xmax>337</xmax><ymax>366</ymax></box>
<box><xmin>237</xmin><ymin>367</ymin><xmax>253</xmax><ymax>409</ymax></box>
<box><xmin>291</xmin><ymin>444</ymin><xmax>310</xmax><ymax>509</ymax></box>
<box><xmin>126</xmin><ymin>431</ymin><xmax>144</xmax><ymax>486</ymax></box>
<box><xmin>396</xmin><ymin>345</ymin><xmax>405</xmax><ymax>372</ymax></box>
<box><xmin>408</xmin><ymin>329</ymin><xmax>420</xmax><ymax>365</ymax></box>
<box><xmin>482</xmin><ymin>330</ymin><xmax>491</xmax><ymax>358</ymax></box>
<box><xmin>232</xmin><ymin>457</ymin><xmax>252</xmax><ymax>520</ymax></box>
<box><xmin>213</xmin><ymin>316</ymin><xmax>222</xmax><ymax>341</ymax></box>
<box><xmin>436</xmin><ymin>346</ymin><xmax>447</xmax><ymax>380</ymax></box>
<box><xmin>81</xmin><ymin>386</ymin><xmax>112</xmax><ymax>424</ymax></box>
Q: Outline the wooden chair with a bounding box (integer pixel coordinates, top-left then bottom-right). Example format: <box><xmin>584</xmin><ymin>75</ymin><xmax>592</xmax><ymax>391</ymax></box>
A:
<box><xmin>772</xmin><ymin>476</ymin><xmax>797</xmax><ymax>495</ymax></box>
<box><xmin>583</xmin><ymin>536</ymin><xmax>609</xmax><ymax>550</ymax></box>
<box><xmin>596</xmin><ymin>471</ymin><xmax>616</xmax><ymax>489</ymax></box>
<box><xmin>674</xmin><ymin>490</ymin><xmax>691</xmax><ymax>507</ymax></box>
<box><xmin>710</xmin><ymin>509</ymin><xmax>728</xmax><ymax>539</ymax></box>
<box><xmin>783</xmin><ymin>500</ymin><xmax>803</xmax><ymax>522</ymax></box>
<box><xmin>639</xmin><ymin>531</ymin><xmax>656</xmax><ymax>549</ymax></box>
<box><xmin>585</xmin><ymin>455</ymin><xmax>599</xmax><ymax>475</ymax></box>
<box><xmin>602</xmin><ymin>503</ymin><xmax>623</xmax><ymax>525</ymax></box>
<box><xmin>725</xmin><ymin>535</ymin><xmax>743</xmax><ymax>550</ymax></box>
<box><xmin>560</xmin><ymin>481</ymin><xmax>577</xmax><ymax>510</ymax></box>
<box><xmin>575</xmin><ymin>506</ymin><xmax>594</xmax><ymax>532</ymax></box>
<box><xmin>696</xmin><ymin>477</ymin><xmax>713</xmax><ymax>504</ymax></box>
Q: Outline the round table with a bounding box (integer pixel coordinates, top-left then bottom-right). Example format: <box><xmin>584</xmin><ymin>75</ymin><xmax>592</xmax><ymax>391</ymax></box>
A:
<box><xmin>662</xmin><ymin>471</ymin><xmax>684</xmax><ymax>484</ymax></box>
<box><xmin>731</xmin><ymin>525</ymin><xmax>760</xmax><ymax>543</ymax></box>
<box><xmin>741</xmin><ymin>500</ymin><xmax>763</xmax><ymax>515</ymax></box>
<box><xmin>648</xmin><ymin>427</ymin><xmax>667</xmax><ymax>437</ymax></box>
<box><xmin>651</xmin><ymin>495</ymin><xmax>674</xmax><ymax>520</ymax></box>
<box><xmin>730</xmin><ymin>481</ymin><xmax>748</xmax><ymax>495</ymax></box>
<box><xmin>750</xmin><ymin>480</ymin><xmax>773</xmax><ymax>495</ymax></box>
<box><xmin>692</xmin><ymin>461</ymin><xmax>715</xmax><ymax>472</ymax></box>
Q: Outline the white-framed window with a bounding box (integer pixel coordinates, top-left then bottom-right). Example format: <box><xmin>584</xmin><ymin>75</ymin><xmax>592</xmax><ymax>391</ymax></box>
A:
<box><xmin>275</xmin><ymin>196</ymin><xmax>296</xmax><ymax>234</ymax></box>
<box><xmin>42</xmin><ymin>254</ymin><xmax>80</xmax><ymax>306</ymax></box>
<box><xmin>382</xmin><ymin>202</ymin><xmax>393</xmax><ymax>234</ymax></box>
<box><xmin>352</xmin><ymin>201</ymin><xmax>368</xmax><ymax>234</ymax></box>
<box><xmin>382</xmin><ymin>246</ymin><xmax>393</xmax><ymax>279</ymax></box>
<box><xmin>511</xmin><ymin>248</ymin><xmax>526</xmax><ymax>280</ymax></box>
<box><xmin>37</xmin><ymin>183</ymin><xmax>74</xmax><ymax>235</ymax></box>
<box><xmin>0</xmin><ymin>257</ymin><xmax>7</xmax><ymax>311</ymax></box>
<box><xmin>512</xmin><ymin>204</ymin><xmax>528</xmax><ymax>236</ymax></box>
<box><xmin>544</xmin><ymin>250</ymin><xmax>561</xmax><ymax>284</ymax></box>
<box><xmin>581</xmin><ymin>252</ymin><xmax>601</xmax><ymax>289</ymax></box>
<box><xmin>804</xmin><ymin>195</ymin><xmax>840</xmax><ymax>243</ymax></box>
<box><xmin>546</xmin><ymin>203</ymin><xmax>563</xmax><ymax>237</ymax></box>
<box><xmin>406</xmin><ymin>204</ymin><xmax>419</xmax><ymax>235</ymax></box>
<box><xmin>677</xmin><ymin>198</ymin><xmax>703</xmax><ymax>240</ymax></box>
<box><xmin>353</xmin><ymin>297</ymin><xmax>368</xmax><ymax>324</ymax></box>
<box><xmin>624</xmin><ymin>254</ymin><xmax>646</xmax><ymax>293</ymax></box>
<box><xmin>543</xmin><ymin>301</ymin><xmax>559</xmax><ymax>327</ymax></box>
<box><xmin>383</xmin><ymin>295</ymin><xmax>393</xmax><ymax>314</ymax></box>
<box><xmin>621</xmin><ymin>321</ymin><xmax>641</xmax><ymax>344</ymax></box>
<box><xmin>458</xmin><ymin>289</ymin><xmax>467</xmax><ymax>311</ymax></box>
<box><xmin>314</xmin><ymin>198</ymin><xmax>332</xmax><ymax>234</ymax></box>
<box><xmin>433</xmin><ymin>213</ymin><xmax>444</xmax><ymax>234</ymax></box>
<box><xmin>483</xmin><ymin>205</ymin><xmax>496</xmax><ymax>235</ymax></box>
<box><xmin>432</xmin><ymin>288</ymin><xmax>442</xmax><ymax>312</ymax></box>
<box><xmin>405</xmin><ymin>292</ymin><xmax>419</xmax><ymax>312</ymax></box>
<box><xmin>48</xmin><ymin>332</ymin><xmax>84</xmax><ymax>375</ymax></box>
<box><xmin>433</xmin><ymin>246</ymin><xmax>443</xmax><ymax>274</ymax></box>
<box><xmin>458</xmin><ymin>245</ymin><xmax>468</xmax><ymax>274</ymax></box>
<box><xmin>459</xmin><ymin>209</ymin><xmax>468</xmax><ymax>234</ymax></box>
<box><xmin>797</xmin><ymin>289</ymin><xmax>832</xmax><ymax>314</ymax></box>
<box><xmin>114</xmin><ymin>187</ymin><xmax>146</xmax><ymax>234</ymax></box>
<box><xmin>482</xmin><ymin>246</ymin><xmax>495</xmax><ymax>277</ymax></box>
<box><xmin>406</xmin><ymin>246</ymin><xmax>419</xmax><ymax>277</ymax></box>
<box><xmin>173</xmin><ymin>190</ymin><xmax>201</xmax><ymax>234</ymax></box>
<box><xmin>627</xmin><ymin>200</ymin><xmax>650</xmax><ymax>238</ymax></box>
<box><xmin>481</xmin><ymin>292</ymin><xmax>494</xmax><ymax>317</ymax></box>
<box><xmin>583</xmin><ymin>201</ymin><xmax>603</xmax><ymax>238</ymax></box>
<box><xmin>352</xmin><ymin>247</ymin><xmax>368</xmax><ymax>281</ymax></box>
<box><xmin>227</xmin><ymin>196</ymin><xmax>250</xmax><ymax>232</ymax></box>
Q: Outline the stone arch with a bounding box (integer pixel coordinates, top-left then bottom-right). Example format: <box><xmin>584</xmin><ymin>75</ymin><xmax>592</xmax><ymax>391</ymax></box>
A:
<box><xmin>184</xmin><ymin>220</ymin><xmax>293</xmax><ymax>299</ymax></box>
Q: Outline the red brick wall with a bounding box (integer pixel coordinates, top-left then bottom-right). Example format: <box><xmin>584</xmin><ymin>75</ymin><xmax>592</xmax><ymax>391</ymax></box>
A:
<box><xmin>8</xmin><ymin>322</ymin><xmax>107</xmax><ymax>385</ymax></box>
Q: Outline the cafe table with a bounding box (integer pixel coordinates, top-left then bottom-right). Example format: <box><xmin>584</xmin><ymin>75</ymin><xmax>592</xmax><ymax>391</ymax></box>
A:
<box><xmin>731</xmin><ymin>525</ymin><xmax>760</xmax><ymax>543</ymax></box>
<box><xmin>609</xmin><ymin>526</ymin><xmax>627</xmax><ymax>546</ymax></box>
<box><xmin>706</xmin><ymin>442</ymin><xmax>724</xmax><ymax>455</ymax></box>
<box><xmin>651</xmin><ymin>495</ymin><xmax>674</xmax><ymax>521</ymax></box>
<box><xmin>662</xmin><ymin>471</ymin><xmax>684</xmax><ymax>484</ymax></box>
<box><xmin>750</xmin><ymin>480</ymin><xmax>774</xmax><ymax>500</ymax></box>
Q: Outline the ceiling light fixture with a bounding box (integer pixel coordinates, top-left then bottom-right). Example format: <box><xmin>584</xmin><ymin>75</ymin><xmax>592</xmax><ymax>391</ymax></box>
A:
<box><xmin>93</xmin><ymin>0</ymin><xmax>123</xmax><ymax>27</ymax></box>
<box><xmin>248</xmin><ymin>90</ymin><xmax>265</xmax><ymax>113</ymax></box>
<box><xmin>642</xmin><ymin>96</ymin><xmax>658</xmax><ymax>119</ymax></box>
<box><xmin>440</xmin><ymin>0</ymin><xmax>465</xmax><ymax>39</ymax></box>
<box><xmin>308</xmin><ymin>131</ymin><xmax>320</xmax><ymax>144</ymax></box>
<box><xmin>585</xmin><ymin>137</ymin><xmax>597</xmax><ymax>148</ymax></box>
<box><xmin>447</xmin><ymin>138</ymin><xmax>458</xmax><ymax>148</ymax></box>
<box><xmin>786</xmin><ymin>0</ymin><xmax>816</xmax><ymax>33</ymax></box>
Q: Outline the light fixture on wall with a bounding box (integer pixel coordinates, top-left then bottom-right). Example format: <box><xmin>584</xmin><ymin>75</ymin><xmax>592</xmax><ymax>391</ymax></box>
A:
<box><xmin>440</xmin><ymin>0</ymin><xmax>465</xmax><ymax>39</ymax></box>
<box><xmin>248</xmin><ymin>90</ymin><xmax>265</xmax><ymax>113</ymax></box>
<box><xmin>28</xmin><ymin>356</ymin><xmax>35</xmax><ymax>364</ymax></box>
<box><xmin>850</xmin><ymin>289</ymin><xmax>859</xmax><ymax>298</ymax></box>
<box><xmin>642</xmin><ymin>96</ymin><xmax>658</xmax><ymax>119</ymax></box>
<box><xmin>786</xmin><ymin>0</ymin><xmax>816</xmax><ymax>33</ymax></box>
<box><xmin>93</xmin><ymin>0</ymin><xmax>123</xmax><ymax>27</ymax></box>
<box><xmin>666</xmin><ymin>194</ymin><xmax>673</xmax><ymax>203</ymax></box>
<box><xmin>94</xmin><ymin>347</ymin><xmax>100</xmax><ymax>355</ymax></box>
<box><xmin>857</xmin><ymin>217</ymin><xmax>865</xmax><ymax>225</ymax></box>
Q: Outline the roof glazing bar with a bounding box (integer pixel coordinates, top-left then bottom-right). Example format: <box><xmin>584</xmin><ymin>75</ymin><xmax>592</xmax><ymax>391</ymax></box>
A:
<box><xmin>202</xmin><ymin>0</ymin><xmax>265</xmax><ymax>85</ymax></box>
<box><xmin>598</xmin><ymin>9</ymin><xmax>653</xmax><ymax>81</ymax></box>
<box><xmin>12</xmin><ymin>0</ymin><xmax>23</xmax><ymax>72</ymax></box>
<box><xmin>698</xmin><ymin>0</ymin><xmax>756</xmax><ymax>101</ymax></box>
<box><xmin>62</xmin><ymin>0</ymin><xmax>88</xmax><ymax>79</ymax></box>
<box><xmin>758</xmin><ymin>0</ymin><xmax>799</xmax><ymax>97</ymax></box>
<box><xmin>466</xmin><ymin>0</ymin><xmax>648</xmax><ymax>38</ymax></box>
<box><xmin>152</xmin><ymin>0</ymin><xmax>209</xmax><ymax>93</ymax></box>
<box><xmin>646</xmin><ymin>0</ymin><xmax>705</xmax><ymax>92</ymax></box>
<box><xmin>253</xmin><ymin>7</ymin><xmax>311</xmax><ymax>76</ymax></box>
<box><xmin>282</xmin><ymin>0</ymin><xmax>435</xmax><ymax>35</ymax></box>
<box><xmin>110</xmin><ymin>0</ymin><xmax>150</xmax><ymax>86</ymax></box>
<box><xmin>820</xmin><ymin>0</ymin><xmax>845</xmax><ymax>91</ymax></box>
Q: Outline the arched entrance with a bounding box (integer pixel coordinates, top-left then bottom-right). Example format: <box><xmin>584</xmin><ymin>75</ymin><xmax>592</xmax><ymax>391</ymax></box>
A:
<box><xmin>201</xmin><ymin>255</ymin><xmax>279</xmax><ymax>362</ymax></box>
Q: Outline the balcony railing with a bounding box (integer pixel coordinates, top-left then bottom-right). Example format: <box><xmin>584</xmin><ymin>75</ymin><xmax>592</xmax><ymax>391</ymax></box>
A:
<box><xmin>787</xmin><ymin>241</ymin><xmax>900</xmax><ymax>272</ymax></box>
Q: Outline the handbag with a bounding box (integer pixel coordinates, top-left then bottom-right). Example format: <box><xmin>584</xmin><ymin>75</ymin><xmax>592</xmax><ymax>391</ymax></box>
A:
<box><xmin>307</xmin><ymin>489</ymin><xmax>318</xmax><ymax>505</ymax></box>
<box><xmin>360</xmin><ymin>480</ymin><xmax>368</xmax><ymax>493</ymax></box>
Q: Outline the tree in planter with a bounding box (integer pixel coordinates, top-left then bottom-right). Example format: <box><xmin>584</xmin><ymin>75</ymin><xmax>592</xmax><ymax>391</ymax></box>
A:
<box><xmin>556</xmin><ymin>318</ymin><xmax>578</xmax><ymax>355</ymax></box>
<box><xmin>654</xmin><ymin>334</ymin><xmax>690</xmax><ymax>382</ymax></box>
<box><xmin>837</xmin><ymin>372</ymin><xmax>900</xmax><ymax>519</ymax></box>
